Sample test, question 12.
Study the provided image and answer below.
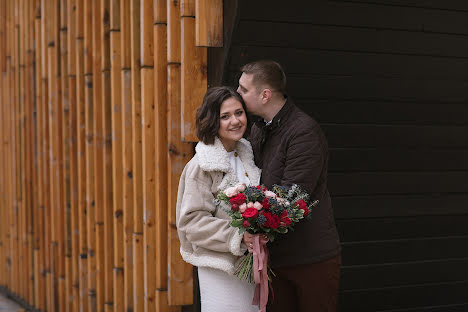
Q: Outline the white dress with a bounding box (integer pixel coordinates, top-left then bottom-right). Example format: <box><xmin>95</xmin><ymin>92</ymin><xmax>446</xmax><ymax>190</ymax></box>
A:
<box><xmin>197</xmin><ymin>150</ymin><xmax>257</xmax><ymax>312</ymax></box>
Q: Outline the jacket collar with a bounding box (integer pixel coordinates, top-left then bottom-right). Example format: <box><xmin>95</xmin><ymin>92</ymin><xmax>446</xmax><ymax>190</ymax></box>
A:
<box><xmin>255</xmin><ymin>97</ymin><xmax>293</xmax><ymax>132</ymax></box>
<box><xmin>195</xmin><ymin>137</ymin><xmax>261</xmax><ymax>186</ymax></box>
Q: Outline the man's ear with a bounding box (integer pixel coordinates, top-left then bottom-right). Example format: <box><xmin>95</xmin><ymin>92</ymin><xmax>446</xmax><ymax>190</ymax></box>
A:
<box><xmin>261</xmin><ymin>88</ymin><xmax>273</xmax><ymax>104</ymax></box>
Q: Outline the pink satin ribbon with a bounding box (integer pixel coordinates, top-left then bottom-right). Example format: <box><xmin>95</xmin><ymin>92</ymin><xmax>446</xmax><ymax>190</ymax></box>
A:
<box><xmin>251</xmin><ymin>235</ymin><xmax>270</xmax><ymax>312</ymax></box>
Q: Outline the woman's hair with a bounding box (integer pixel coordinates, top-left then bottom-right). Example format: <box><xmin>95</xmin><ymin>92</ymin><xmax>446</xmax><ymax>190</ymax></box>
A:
<box><xmin>196</xmin><ymin>86</ymin><xmax>248</xmax><ymax>145</ymax></box>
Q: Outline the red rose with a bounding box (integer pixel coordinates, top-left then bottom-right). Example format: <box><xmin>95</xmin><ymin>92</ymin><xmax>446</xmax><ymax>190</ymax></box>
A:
<box><xmin>231</xmin><ymin>204</ymin><xmax>239</xmax><ymax>211</ymax></box>
<box><xmin>261</xmin><ymin>211</ymin><xmax>272</xmax><ymax>227</ymax></box>
<box><xmin>280</xmin><ymin>211</ymin><xmax>292</xmax><ymax>226</ymax></box>
<box><xmin>297</xmin><ymin>199</ymin><xmax>309</xmax><ymax>216</ymax></box>
<box><xmin>269</xmin><ymin>215</ymin><xmax>280</xmax><ymax>229</ymax></box>
<box><xmin>229</xmin><ymin>193</ymin><xmax>246</xmax><ymax>206</ymax></box>
<box><xmin>297</xmin><ymin>199</ymin><xmax>307</xmax><ymax>210</ymax></box>
<box><xmin>242</xmin><ymin>207</ymin><xmax>259</xmax><ymax>219</ymax></box>
<box><xmin>256</xmin><ymin>185</ymin><xmax>261</xmax><ymax>190</ymax></box>
<box><xmin>262</xmin><ymin>198</ymin><xmax>270</xmax><ymax>210</ymax></box>
<box><xmin>243</xmin><ymin>220</ymin><xmax>250</xmax><ymax>228</ymax></box>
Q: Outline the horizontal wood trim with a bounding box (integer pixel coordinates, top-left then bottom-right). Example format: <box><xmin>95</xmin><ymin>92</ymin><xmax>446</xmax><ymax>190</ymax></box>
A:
<box><xmin>329</xmin><ymin>171</ymin><xmax>468</xmax><ymax>196</ymax></box>
<box><xmin>329</xmin><ymin>149</ymin><xmax>468</xmax><ymax>172</ymax></box>
<box><xmin>322</xmin><ymin>125</ymin><xmax>468</xmax><ymax>148</ymax></box>
<box><xmin>238</xmin><ymin>0</ymin><xmax>468</xmax><ymax>35</ymax></box>
<box><xmin>329</xmin><ymin>0</ymin><xmax>468</xmax><ymax>12</ymax></box>
<box><xmin>290</xmin><ymin>75</ymin><xmax>468</xmax><ymax>102</ymax></box>
<box><xmin>377</xmin><ymin>303</ymin><xmax>468</xmax><ymax>312</ymax></box>
<box><xmin>341</xmin><ymin>236</ymin><xmax>468</xmax><ymax>265</ymax></box>
<box><xmin>341</xmin><ymin>258</ymin><xmax>468</xmax><ymax>291</ymax></box>
<box><xmin>226</xmin><ymin>71</ymin><xmax>468</xmax><ymax>102</ymax></box>
<box><xmin>298</xmin><ymin>100</ymin><xmax>468</xmax><ymax>125</ymax></box>
<box><xmin>337</xmin><ymin>215</ymin><xmax>468</xmax><ymax>242</ymax></box>
<box><xmin>233</xmin><ymin>21</ymin><xmax>468</xmax><ymax>58</ymax></box>
<box><xmin>339</xmin><ymin>281</ymin><xmax>468</xmax><ymax>312</ymax></box>
<box><xmin>333</xmin><ymin>194</ymin><xmax>468</xmax><ymax>219</ymax></box>
<box><xmin>231</xmin><ymin>46</ymin><xmax>468</xmax><ymax>80</ymax></box>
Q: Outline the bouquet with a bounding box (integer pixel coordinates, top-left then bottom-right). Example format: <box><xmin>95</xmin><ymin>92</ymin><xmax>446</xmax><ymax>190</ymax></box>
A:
<box><xmin>216</xmin><ymin>183</ymin><xmax>318</xmax><ymax>311</ymax></box>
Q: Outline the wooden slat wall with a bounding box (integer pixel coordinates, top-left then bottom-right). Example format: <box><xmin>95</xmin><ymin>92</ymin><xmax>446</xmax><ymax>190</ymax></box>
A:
<box><xmin>0</xmin><ymin>0</ymin><xmax>217</xmax><ymax>310</ymax></box>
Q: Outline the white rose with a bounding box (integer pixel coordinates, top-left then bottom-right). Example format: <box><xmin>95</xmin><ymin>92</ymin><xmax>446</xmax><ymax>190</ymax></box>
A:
<box><xmin>224</xmin><ymin>186</ymin><xmax>238</xmax><ymax>197</ymax></box>
<box><xmin>253</xmin><ymin>201</ymin><xmax>263</xmax><ymax>210</ymax></box>
<box><xmin>239</xmin><ymin>203</ymin><xmax>247</xmax><ymax>213</ymax></box>
<box><xmin>264</xmin><ymin>190</ymin><xmax>277</xmax><ymax>198</ymax></box>
<box><xmin>235</xmin><ymin>183</ymin><xmax>246</xmax><ymax>192</ymax></box>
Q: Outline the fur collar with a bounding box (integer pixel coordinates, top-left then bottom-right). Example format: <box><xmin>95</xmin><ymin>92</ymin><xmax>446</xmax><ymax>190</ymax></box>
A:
<box><xmin>195</xmin><ymin>137</ymin><xmax>261</xmax><ymax>189</ymax></box>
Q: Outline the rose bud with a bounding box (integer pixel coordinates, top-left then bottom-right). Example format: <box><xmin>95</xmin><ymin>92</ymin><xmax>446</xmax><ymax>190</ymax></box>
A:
<box><xmin>243</xmin><ymin>220</ymin><xmax>250</xmax><ymax>228</ymax></box>
<box><xmin>231</xmin><ymin>204</ymin><xmax>239</xmax><ymax>211</ymax></box>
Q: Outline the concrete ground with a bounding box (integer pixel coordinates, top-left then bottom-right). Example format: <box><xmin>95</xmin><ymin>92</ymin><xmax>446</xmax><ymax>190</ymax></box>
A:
<box><xmin>0</xmin><ymin>293</ymin><xmax>22</xmax><ymax>312</ymax></box>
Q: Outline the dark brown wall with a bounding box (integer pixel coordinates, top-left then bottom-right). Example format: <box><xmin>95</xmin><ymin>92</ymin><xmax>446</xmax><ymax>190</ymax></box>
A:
<box><xmin>221</xmin><ymin>0</ymin><xmax>468</xmax><ymax>311</ymax></box>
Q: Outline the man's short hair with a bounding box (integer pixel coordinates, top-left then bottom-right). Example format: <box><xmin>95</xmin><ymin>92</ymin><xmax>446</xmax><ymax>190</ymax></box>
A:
<box><xmin>196</xmin><ymin>86</ymin><xmax>248</xmax><ymax>144</ymax></box>
<box><xmin>240</xmin><ymin>60</ymin><xmax>287</xmax><ymax>95</ymax></box>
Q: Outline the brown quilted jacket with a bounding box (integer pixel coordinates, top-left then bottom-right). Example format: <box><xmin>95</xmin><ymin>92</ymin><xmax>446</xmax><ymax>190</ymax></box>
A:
<box><xmin>249</xmin><ymin>98</ymin><xmax>341</xmax><ymax>268</ymax></box>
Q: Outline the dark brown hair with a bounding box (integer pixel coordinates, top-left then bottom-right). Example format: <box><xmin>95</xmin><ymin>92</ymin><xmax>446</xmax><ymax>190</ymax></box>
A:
<box><xmin>196</xmin><ymin>86</ymin><xmax>248</xmax><ymax>145</ymax></box>
<box><xmin>240</xmin><ymin>60</ymin><xmax>287</xmax><ymax>95</ymax></box>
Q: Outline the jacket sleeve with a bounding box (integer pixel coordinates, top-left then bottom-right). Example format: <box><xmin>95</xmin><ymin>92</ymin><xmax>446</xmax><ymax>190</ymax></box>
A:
<box><xmin>281</xmin><ymin>126</ymin><xmax>324</xmax><ymax>195</ymax></box>
<box><xmin>177</xmin><ymin>163</ymin><xmax>246</xmax><ymax>256</ymax></box>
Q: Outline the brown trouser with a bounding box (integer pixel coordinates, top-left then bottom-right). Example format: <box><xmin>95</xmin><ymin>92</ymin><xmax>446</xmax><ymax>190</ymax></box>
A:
<box><xmin>267</xmin><ymin>254</ymin><xmax>341</xmax><ymax>312</ymax></box>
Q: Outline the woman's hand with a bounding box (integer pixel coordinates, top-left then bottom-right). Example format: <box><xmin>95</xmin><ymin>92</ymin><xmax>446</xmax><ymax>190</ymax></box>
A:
<box><xmin>243</xmin><ymin>232</ymin><xmax>269</xmax><ymax>253</ymax></box>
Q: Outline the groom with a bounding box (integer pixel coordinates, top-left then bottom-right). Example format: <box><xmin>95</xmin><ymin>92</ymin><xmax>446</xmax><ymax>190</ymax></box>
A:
<box><xmin>238</xmin><ymin>60</ymin><xmax>341</xmax><ymax>311</ymax></box>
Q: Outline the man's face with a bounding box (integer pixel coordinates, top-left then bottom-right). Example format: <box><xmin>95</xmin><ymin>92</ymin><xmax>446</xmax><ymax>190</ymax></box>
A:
<box><xmin>237</xmin><ymin>73</ymin><xmax>262</xmax><ymax>116</ymax></box>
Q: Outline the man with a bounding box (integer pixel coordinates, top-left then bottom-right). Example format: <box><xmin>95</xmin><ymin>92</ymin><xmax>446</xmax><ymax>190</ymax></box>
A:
<box><xmin>238</xmin><ymin>60</ymin><xmax>341</xmax><ymax>311</ymax></box>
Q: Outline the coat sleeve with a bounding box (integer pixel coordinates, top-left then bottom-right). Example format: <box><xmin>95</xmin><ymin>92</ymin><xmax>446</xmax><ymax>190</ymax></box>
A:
<box><xmin>281</xmin><ymin>125</ymin><xmax>324</xmax><ymax>195</ymax></box>
<box><xmin>177</xmin><ymin>163</ymin><xmax>246</xmax><ymax>256</ymax></box>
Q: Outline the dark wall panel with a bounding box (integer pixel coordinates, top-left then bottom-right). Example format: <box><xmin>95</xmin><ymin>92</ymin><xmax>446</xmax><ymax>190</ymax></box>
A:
<box><xmin>223</xmin><ymin>0</ymin><xmax>468</xmax><ymax>310</ymax></box>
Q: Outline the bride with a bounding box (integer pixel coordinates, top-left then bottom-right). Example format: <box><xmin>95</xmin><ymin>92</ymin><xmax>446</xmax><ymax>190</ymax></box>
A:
<box><xmin>176</xmin><ymin>86</ymin><xmax>261</xmax><ymax>311</ymax></box>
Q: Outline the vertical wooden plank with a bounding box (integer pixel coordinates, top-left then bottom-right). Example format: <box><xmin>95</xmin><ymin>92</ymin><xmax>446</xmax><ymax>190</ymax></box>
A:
<box><xmin>110</xmin><ymin>1</ymin><xmax>125</xmax><ymax>310</ymax></box>
<box><xmin>66</xmin><ymin>0</ymin><xmax>80</xmax><ymax>311</ymax></box>
<box><xmin>121</xmin><ymin>69</ymin><xmax>135</xmax><ymax>312</ymax></box>
<box><xmin>153</xmin><ymin>0</ymin><xmax>168</xmax><ymax>296</ymax></box>
<box><xmin>18</xmin><ymin>0</ymin><xmax>26</xmax><ymax>300</ymax></box>
<box><xmin>83</xmin><ymin>0</ymin><xmax>96</xmax><ymax>310</ymax></box>
<box><xmin>33</xmin><ymin>1</ymin><xmax>46</xmax><ymax>309</ymax></box>
<box><xmin>39</xmin><ymin>1</ymin><xmax>53</xmax><ymax>309</ymax></box>
<box><xmin>59</xmin><ymin>0</ymin><xmax>73</xmax><ymax>310</ymax></box>
<box><xmin>156</xmin><ymin>290</ymin><xmax>181</xmax><ymax>312</ymax></box>
<box><xmin>141</xmin><ymin>1</ymin><xmax>156</xmax><ymax>311</ymax></box>
<box><xmin>0</xmin><ymin>56</ymin><xmax>6</xmax><ymax>290</ymax></box>
<box><xmin>166</xmin><ymin>65</ymin><xmax>194</xmax><ymax>307</ymax></box>
<box><xmin>100</xmin><ymin>0</ymin><xmax>115</xmax><ymax>309</ymax></box>
<box><xmin>91</xmin><ymin>1</ymin><xmax>105</xmax><ymax>310</ymax></box>
<box><xmin>120</xmin><ymin>1</ymin><xmax>134</xmax><ymax>310</ymax></box>
<box><xmin>75</xmin><ymin>0</ymin><xmax>89</xmax><ymax>310</ymax></box>
<box><xmin>141</xmin><ymin>66</ymin><xmax>156</xmax><ymax>312</ymax></box>
<box><xmin>25</xmin><ymin>1</ymin><xmax>36</xmax><ymax>304</ymax></box>
<box><xmin>195</xmin><ymin>0</ymin><xmax>222</xmax><ymax>47</ymax></box>
<box><xmin>130</xmin><ymin>0</ymin><xmax>144</xmax><ymax>309</ymax></box>
<box><xmin>167</xmin><ymin>0</ymin><xmax>194</xmax><ymax>304</ymax></box>
<box><xmin>48</xmin><ymin>0</ymin><xmax>65</xmax><ymax>309</ymax></box>
<box><xmin>0</xmin><ymin>0</ymin><xmax>5</xmax><ymax>71</ymax></box>
<box><xmin>180</xmin><ymin>0</ymin><xmax>195</xmax><ymax>17</ymax></box>
<box><xmin>181</xmin><ymin>1</ymin><xmax>206</xmax><ymax>142</ymax></box>
<box><xmin>10</xmin><ymin>0</ymin><xmax>19</xmax><ymax>297</ymax></box>
<box><xmin>3</xmin><ymin>60</ymin><xmax>12</xmax><ymax>292</ymax></box>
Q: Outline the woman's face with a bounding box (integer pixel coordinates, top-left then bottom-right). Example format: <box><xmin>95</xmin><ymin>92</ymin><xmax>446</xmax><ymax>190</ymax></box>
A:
<box><xmin>218</xmin><ymin>97</ymin><xmax>247</xmax><ymax>152</ymax></box>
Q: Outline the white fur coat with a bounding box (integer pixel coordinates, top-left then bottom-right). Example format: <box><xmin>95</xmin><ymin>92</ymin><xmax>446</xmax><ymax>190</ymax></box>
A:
<box><xmin>176</xmin><ymin>137</ymin><xmax>261</xmax><ymax>274</ymax></box>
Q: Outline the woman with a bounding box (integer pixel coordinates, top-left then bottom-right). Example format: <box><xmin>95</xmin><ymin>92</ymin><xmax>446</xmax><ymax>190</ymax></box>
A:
<box><xmin>176</xmin><ymin>87</ymin><xmax>261</xmax><ymax>311</ymax></box>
